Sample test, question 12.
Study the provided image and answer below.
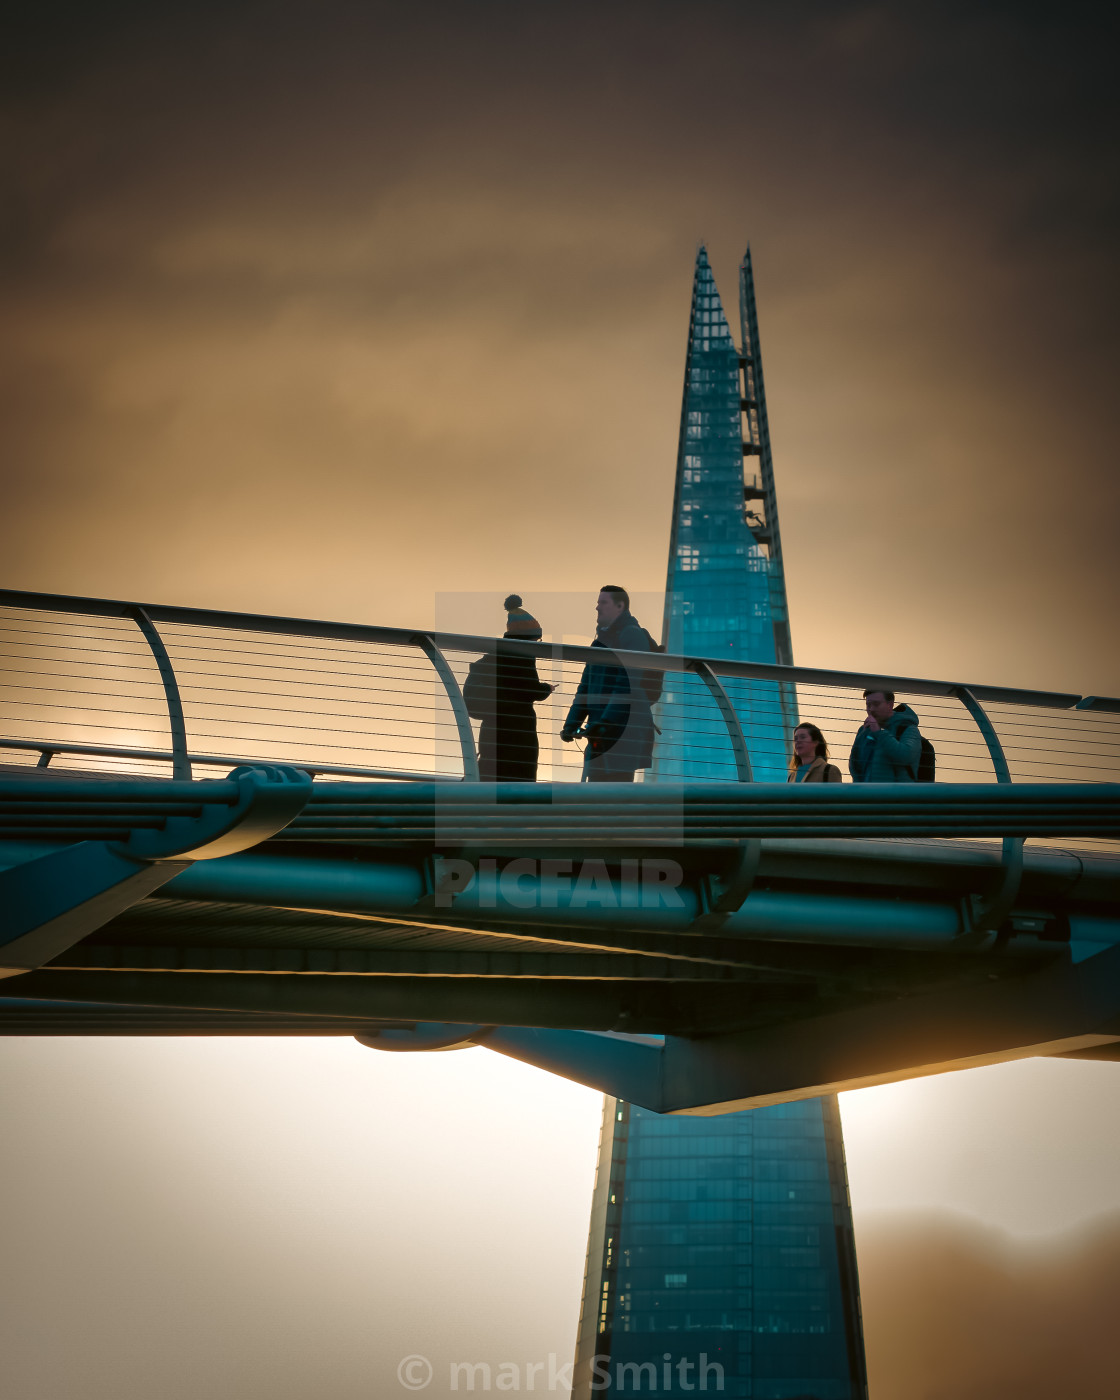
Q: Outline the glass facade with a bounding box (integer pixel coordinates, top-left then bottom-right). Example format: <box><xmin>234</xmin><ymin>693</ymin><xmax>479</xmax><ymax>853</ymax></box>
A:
<box><xmin>573</xmin><ymin>250</ymin><xmax>867</xmax><ymax>1399</ymax></box>
<box><xmin>573</xmin><ymin>1099</ymin><xmax>867</xmax><ymax>1399</ymax></box>
<box><xmin>652</xmin><ymin>247</ymin><xmax>797</xmax><ymax>784</ymax></box>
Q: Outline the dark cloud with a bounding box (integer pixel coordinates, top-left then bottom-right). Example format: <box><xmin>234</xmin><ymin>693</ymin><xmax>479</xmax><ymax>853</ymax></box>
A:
<box><xmin>1</xmin><ymin>1</ymin><xmax>1117</xmax><ymax>687</ymax></box>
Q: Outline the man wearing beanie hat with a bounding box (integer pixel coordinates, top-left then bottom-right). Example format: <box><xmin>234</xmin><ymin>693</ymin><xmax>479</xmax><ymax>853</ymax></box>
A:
<box><xmin>463</xmin><ymin>595</ymin><xmax>553</xmax><ymax>782</ymax></box>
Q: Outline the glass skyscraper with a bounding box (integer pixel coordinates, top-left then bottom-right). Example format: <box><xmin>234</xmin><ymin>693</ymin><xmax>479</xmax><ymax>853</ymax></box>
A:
<box><xmin>572</xmin><ymin>250</ymin><xmax>867</xmax><ymax>1399</ymax></box>
<box><xmin>573</xmin><ymin>1098</ymin><xmax>866</xmax><ymax>1399</ymax></box>
<box><xmin>652</xmin><ymin>247</ymin><xmax>797</xmax><ymax>785</ymax></box>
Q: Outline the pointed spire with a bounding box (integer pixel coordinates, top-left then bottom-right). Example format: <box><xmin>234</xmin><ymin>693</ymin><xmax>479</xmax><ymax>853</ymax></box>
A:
<box><xmin>656</xmin><ymin>241</ymin><xmax>795</xmax><ymax>783</ymax></box>
<box><xmin>689</xmin><ymin>245</ymin><xmax>734</xmax><ymax>349</ymax></box>
<box><xmin>739</xmin><ymin>244</ymin><xmax>757</xmax><ymax>359</ymax></box>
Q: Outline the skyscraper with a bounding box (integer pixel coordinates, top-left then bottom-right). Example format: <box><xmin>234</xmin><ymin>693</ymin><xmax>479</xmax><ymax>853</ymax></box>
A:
<box><xmin>573</xmin><ymin>1098</ymin><xmax>867</xmax><ymax>1400</ymax></box>
<box><xmin>572</xmin><ymin>249</ymin><xmax>868</xmax><ymax>1400</ymax></box>
<box><xmin>653</xmin><ymin>247</ymin><xmax>797</xmax><ymax>784</ymax></box>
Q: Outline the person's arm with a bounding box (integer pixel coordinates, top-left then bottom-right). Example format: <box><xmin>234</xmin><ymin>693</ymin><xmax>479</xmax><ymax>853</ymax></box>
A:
<box><xmin>532</xmin><ymin>664</ymin><xmax>553</xmax><ymax>702</ymax></box>
<box><xmin>876</xmin><ymin>723</ymin><xmax>921</xmax><ymax>776</ymax></box>
<box><xmin>561</xmin><ymin>668</ymin><xmax>590</xmax><ymax>738</ymax></box>
<box><xmin>825</xmin><ymin>763</ymin><xmax>842</xmax><ymax>783</ymax></box>
<box><xmin>595</xmin><ymin>657</ymin><xmax>634</xmax><ymax>737</ymax></box>
<box><xmin>522</xmin><ymin>660</ymin><xmax>553</xmax><ymax>703</ymax></box>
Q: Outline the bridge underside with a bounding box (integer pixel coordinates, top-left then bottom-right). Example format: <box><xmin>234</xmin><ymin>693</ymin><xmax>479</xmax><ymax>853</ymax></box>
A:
<box><xmin>2</xmin><ymin>777</ymin><xmax>1119</xmax><ymax>1112</ymax></box>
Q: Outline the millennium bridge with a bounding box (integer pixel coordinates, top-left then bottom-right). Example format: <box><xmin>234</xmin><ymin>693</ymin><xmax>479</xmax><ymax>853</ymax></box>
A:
<box><xmin>1</xmin><ymin>587</ymin><xmax>1118</xmax><ymax>1114</ymax></box>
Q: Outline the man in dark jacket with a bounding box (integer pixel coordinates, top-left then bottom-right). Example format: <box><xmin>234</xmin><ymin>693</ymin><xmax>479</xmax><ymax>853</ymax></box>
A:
<box><xmin>561</xmin><ymin>586</ymin><xmax>656</xmax><ymax>782</ymax></box>
<box><xmin>849</xmin><ymin>689</ymin><xmax>922</xmax><ymax>782</ymax></box>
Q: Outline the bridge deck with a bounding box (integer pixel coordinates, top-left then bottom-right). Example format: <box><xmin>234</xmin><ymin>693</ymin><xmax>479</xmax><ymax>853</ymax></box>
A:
<box><xmin>1</xmin><ymin>588</ymin><xmax>1119</xmax><ymax>1110</ymax></box>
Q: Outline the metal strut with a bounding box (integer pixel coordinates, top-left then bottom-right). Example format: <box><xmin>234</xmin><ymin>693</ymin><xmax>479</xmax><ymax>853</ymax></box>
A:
<box><xmin>131</xmin><ymin>605</ymin><xmax>191</xmax><ymax>780</ymax></box>
<box><xmin>688</xmin><ymin>660</ymin><xmax>761</xmax><ymax>930</ymax></box>
<box><xmin>414</xmin><ymin>633</ymin><xmax>480</xmax><ymax>782</ymax></box>
<box><xmin>953</xmin><ymin>685</ymin><xmax>1024</xmax><ymax>941</ymax></box>
<box><xmin>0</xmin><ymin>765</ymin><xmax>312</xmax><ymax>976</ymax></box>
<box><xmin>689</xmin><ymin>660</ymin><xmax>754</xmax><ymax>783</ymax></box>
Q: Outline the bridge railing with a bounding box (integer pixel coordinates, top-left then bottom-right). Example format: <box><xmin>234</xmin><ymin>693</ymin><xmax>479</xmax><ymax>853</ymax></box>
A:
<box><xmin>1</xmin><ymin>587</ymin><xmax>1117</xmax><ymax>790</ymax></box>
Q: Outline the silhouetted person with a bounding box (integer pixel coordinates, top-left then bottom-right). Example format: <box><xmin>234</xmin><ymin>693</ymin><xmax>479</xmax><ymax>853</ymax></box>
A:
<box><xmin>467</xmin><ymin>595</ymin><xmax>553</xmax><ymax>782</ymax></box>
<box><xmin>561</xmin><ymin>586</ymin><xmax>655</xmax><ymax>783</ymax></box>
<box><xmin>849</xmin><ymin>689</ymin><xmax>922</xmax><ymax>782</ymax></box>
<box><xmin>788</xmin><ymin>723</ymin><xmax>842</xmax><ymax>782</ymax></box>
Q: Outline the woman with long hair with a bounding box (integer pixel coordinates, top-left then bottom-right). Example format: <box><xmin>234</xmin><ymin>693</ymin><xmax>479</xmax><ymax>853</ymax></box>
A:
<box><xmin>788</xmin><ymin>723</ymin><xmax>842</xmax><ymax>783</ymax></box>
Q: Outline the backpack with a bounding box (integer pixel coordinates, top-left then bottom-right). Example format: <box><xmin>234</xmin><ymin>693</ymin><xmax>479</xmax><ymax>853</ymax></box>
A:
<box><xmin>637</xmin><ymin>628</ymin><xmax>667</xmax><ymax>706</ymax></box>
<box><xmin>462</xmin><ymin>655</ymin><xmax>496</xmax><ymax>721</ymax></box>
<box><xmin>914</xmin><ymin>736</ymin><xmax>936</xmax><ymax>782</ymax></box>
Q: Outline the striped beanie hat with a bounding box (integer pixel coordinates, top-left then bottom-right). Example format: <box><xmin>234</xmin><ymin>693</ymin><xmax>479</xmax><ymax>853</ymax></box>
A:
<box><xmin>503</xmin><ymin>594</ymin><xmax>542</xmax><ymax>639</ymax></box>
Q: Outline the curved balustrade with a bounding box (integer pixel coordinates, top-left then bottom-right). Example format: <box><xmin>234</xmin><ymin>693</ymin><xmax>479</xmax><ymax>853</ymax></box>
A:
<box><xmin>1</xmin><ymin>587</ymin><xmax>1118</xmax><ymax>794</ymax></box>
<box><xmin>2</xmin><ymin>589</ymin><xmax>1120</xmax><ymax>1093</ymax></box>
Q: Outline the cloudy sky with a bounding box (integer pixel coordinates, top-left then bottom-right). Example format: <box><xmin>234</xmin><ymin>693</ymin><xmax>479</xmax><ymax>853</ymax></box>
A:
<box><xmin>2</xmin><ymin>2</ymin><xmax>1119</xmax><ymax>1396</ymax></box>
<box><xmin>4</xmin><ymin>1</ymin><xmax>1118</xmax><ymax>686</ymax></box>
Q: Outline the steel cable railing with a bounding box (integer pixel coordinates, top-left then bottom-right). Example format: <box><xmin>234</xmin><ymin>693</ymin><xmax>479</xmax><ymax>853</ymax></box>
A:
<box><xmin>1</xmin><ymin>591</ymin><xmax>1118</xmax><ymax>813</ymax></box>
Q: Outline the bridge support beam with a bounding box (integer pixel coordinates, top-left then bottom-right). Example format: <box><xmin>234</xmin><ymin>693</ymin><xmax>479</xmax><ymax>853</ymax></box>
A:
<box><xmin>655</xmin><ymin>939</ymin><xmax>1120</xmax><ymax>1113</ymax></box>
<box><xmin>12</xmin><ymin>939</ymin><xmax>1120</xmax><ymax>1112</ymax></box>
<box><xmin>465</xmin><ymin>943</ymin><xmax>1120</xmax><ymax>1111</ymax></box>
<box><xmin>0</xmin><ymin>766</ymin><xmax>311</xmax><ymax>976</ymax></box>
<box><xmin>0</xmin><ymin>845</ymin><xmax>185</xmax><ymax>978</ymax></box>
<box><xmin>5</xmin><ymin>969</ymin><xmax>730</xmax><ymax>1035</ymax></box>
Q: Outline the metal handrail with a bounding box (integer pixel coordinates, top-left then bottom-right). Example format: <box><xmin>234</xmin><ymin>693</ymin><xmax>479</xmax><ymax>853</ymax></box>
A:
<box><xmin>0</xmin><ymin>736</ymin><xmax>462</xmax><ymax>784</ymax></box>
<box><xmin>0</xmin><ymin>587</ymin><xmax>1102</xmax><ymax>710</ymax></box>
<box><xmin>2</xmin><ymin>585</ymin><xmax>1118</xmax><ymax>789</ymax></box>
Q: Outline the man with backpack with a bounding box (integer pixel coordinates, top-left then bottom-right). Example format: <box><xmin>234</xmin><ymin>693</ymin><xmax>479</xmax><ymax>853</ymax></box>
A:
<box><xmin>560</xmin><ymin>586</ymin><xmax>660</xmax><ymax>783</ymax></box>
<box><xmin>849</xmin><ymin>688</ymin><xmax>930</xmax><ymax>782</ymax></box>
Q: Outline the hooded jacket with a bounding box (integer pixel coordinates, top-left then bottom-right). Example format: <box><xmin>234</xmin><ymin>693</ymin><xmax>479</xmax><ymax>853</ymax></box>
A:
<box><xmin>849</xmin><ymin>704</ymin><xmax>922</xmax><ymax>782</ymax></box>
<box><xmin>563</xmin><ymin>609</ymin><xmax>655</xmax><ymax>772</ymax></box>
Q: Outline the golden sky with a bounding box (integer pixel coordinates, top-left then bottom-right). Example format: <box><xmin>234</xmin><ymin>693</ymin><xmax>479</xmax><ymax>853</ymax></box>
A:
<box><xmin>3</xmin><ymin>1</ymin><xmax>1117</xmax><ymax>692</ymax></box>
<box><xmin>2</xmin><ymin>6</ymin><xmax>1119</xmax><ymax>1395</ymax></box>
<box><xmin>4</xmin><ymin>1041</ymin><xmax>1120</xmax><ymax>1400</ymax></box>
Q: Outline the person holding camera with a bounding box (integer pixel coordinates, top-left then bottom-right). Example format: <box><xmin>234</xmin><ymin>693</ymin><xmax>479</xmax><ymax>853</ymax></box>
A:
<box><xmin>560</xmin><ymin>586</ymin><xmax>655</xmax><ymax>783</ymax></box>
